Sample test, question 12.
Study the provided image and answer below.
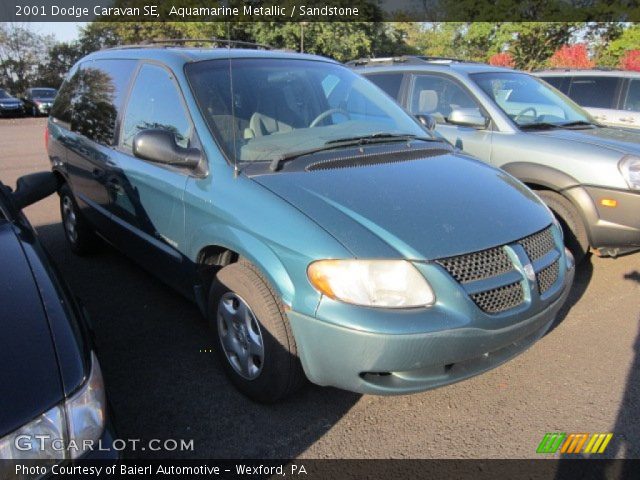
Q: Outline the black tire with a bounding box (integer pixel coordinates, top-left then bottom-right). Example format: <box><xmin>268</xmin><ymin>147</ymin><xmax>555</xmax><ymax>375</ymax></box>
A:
<box><xmin>536</xmin><ymin>190</ymin><xmax>589</xmax><ymax>264</ymax></box>
<box><xmin>59</xmin><ymin>183</ymin><xmax>102</xmax><ymax>255</ymax></box>
<box><xmin>208</xmin><ymin>260</ymin><xmax>306</xmax><ymax>403</ymax></box>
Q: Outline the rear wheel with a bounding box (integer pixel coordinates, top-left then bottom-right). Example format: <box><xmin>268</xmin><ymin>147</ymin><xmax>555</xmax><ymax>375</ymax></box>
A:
<box><xmin>536</xmin><ymin>190</ymin><xmax>589</xmax><ymax>263</ymax></box>
<box><xmin>208</xmin><ymin>261</ymin><xmax>306</xmax><ymax>403</ymax></box>
<box><xmin>59</xmin><ymin>183</ymin><xmax>102</xmax><ymax>255</ymax></box>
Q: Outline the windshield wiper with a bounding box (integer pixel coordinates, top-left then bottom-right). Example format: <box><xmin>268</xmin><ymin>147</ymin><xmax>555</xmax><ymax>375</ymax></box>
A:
<box><xmin>557</xmin><ymin>120</ymin><xmax>597</xmax><ymax>129</ymax></box>
<box><xmin>519</xmin><ymin>122</ymin><xmax>562</xmax><ymax>131</ymax></box>
<box><xmin>269</xmin><ymin>134</ymin><xmax>438</xmax><ymax>171</ymax></box>
<box><xmin>324</xmin><ymin>132</ymin><xmax>434</xmax><ymax>145</ymax></box>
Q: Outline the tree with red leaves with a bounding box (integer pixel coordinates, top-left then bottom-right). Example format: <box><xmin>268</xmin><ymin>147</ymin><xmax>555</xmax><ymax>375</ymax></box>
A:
<box><xmin>488</xmin><ymin>52</ymin><xmax>515</xmax><ymax>68</ymax></box>
<box><xmin>620</xmin><ymin>50</ymin><xmax>640</xmax><ymax>71</ymax></box>
<box><xmin>548</xmin><ymin>44</ymin><xmax>595</xmax><ymax>69</ymax></box>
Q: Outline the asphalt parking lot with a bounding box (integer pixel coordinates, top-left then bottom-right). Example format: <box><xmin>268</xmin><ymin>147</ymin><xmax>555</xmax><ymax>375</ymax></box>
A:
<box><xmin>1</xmin><ymin>117</ymin><xmax>639</xmax><ymax>459</ymax></box>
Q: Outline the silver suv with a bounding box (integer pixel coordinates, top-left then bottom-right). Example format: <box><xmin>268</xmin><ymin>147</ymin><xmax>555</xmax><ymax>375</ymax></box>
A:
<box><xmin>351</xmin><ymin>56</ymin><xmax>640</xmax><ymax>261</ymax></box>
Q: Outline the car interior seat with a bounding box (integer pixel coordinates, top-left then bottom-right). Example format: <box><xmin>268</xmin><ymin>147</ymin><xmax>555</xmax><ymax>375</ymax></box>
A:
<box><xmin>248</xmin><ymin>87</ymin><xmax>305</xmax><ymax>137</ymax></box>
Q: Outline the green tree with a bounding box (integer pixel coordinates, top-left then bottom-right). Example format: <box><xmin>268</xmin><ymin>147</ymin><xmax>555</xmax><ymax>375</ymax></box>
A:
<box><xmin>599</xmin><ymin>24</ymin><xmax>640</xmax><ymax>67</ymax></box>
<box><xmin>0</xmin><ymin>24</ymin><xmax>54</xmax><ymax>93</ymax></box>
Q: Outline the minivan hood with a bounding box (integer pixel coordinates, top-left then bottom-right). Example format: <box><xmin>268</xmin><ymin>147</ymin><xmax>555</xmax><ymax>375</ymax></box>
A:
<box><xmin>253</xmin><ymin>153</ymin><xmax>552</xmax><ymax>260</ymax></box>
<box><xmin>532</xmin><ymin>126</ymin><xmax>640</xmax><ymax>155</ymax></box>
<box><xmin>0</xmin><ymin>223</ymin><xmax>63</xmax><ymax>436</ymax></box>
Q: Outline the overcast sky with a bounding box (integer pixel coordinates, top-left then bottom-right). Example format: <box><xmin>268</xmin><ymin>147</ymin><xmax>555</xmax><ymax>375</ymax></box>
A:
<box><xmin>30</xmin><ymin>22</ymin><xmax>87</xmax><ymax>42</ymax></box>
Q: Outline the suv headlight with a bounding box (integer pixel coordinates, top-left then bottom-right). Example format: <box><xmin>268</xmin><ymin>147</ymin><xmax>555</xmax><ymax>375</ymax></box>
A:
<box><xmin>307</xmin><ymin>259</ymin><xmax>435</xmax><ymax>308</ymax></box>
<box><xmin>0</xmin><ymin>352</ymin><xmax>106</xmax><ymax>463</ymax></box>
<box><xmin>619</xmin><ymin>155</ymin><xmax>640</xmax><ymax>190</ymax></box>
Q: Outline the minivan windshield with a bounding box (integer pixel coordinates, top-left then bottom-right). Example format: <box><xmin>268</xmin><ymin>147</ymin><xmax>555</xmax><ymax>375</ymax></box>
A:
<box><xmin>0</xmin><ymin>90</ymin><xmax>11</xmax><ymax>99</ymax></box>
<box><xmin>470</xmin><ymin>72</ymin><xmax>594</xmax><ymax>128</ymax></box>
<box><xmin>186</xmin><ymin>58</ymin><xmax>431</xmax><ymax>163</ymax></box>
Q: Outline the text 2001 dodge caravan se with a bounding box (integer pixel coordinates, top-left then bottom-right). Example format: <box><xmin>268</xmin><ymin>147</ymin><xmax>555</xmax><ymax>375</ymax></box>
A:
<box><xmin>47</xmin><ymin>46</ymin><xmax>575</xmax><ymax>402</ymax></box>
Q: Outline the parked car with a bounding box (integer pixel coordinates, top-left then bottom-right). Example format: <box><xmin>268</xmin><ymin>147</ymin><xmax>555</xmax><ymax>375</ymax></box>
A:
<box><xmin>48</xmin><ymin>44</ymin><xmax>574</xmax><ymax>403</ymax></box>
<box><xmin>352</xmin><ymin>56</ymin><xmax>640</xmax><ymax>261</ymax></box>
<box><xmin>22</xmin><ymin>87</ymin><xmax>57</xmax><ymax>117</ymax></box>
<box><xmin>536</xmin><ymin>69</ymin><xmax>640</xmax><ymax>130</ymax></box>
<box><xmin>0</xmin><ymin>89</ymin><xmax>25</xmax><ymax>117</ymax></box>
<box><xmin>0</xmin><ymin>172</ymin><xmax>116</xmax><ymax>463</ymax></box>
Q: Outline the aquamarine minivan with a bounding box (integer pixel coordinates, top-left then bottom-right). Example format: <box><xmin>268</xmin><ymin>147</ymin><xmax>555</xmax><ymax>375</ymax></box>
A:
<box><xmin>47</xmin><ymin>44</ymin><xmax>574</xmax><ymax>402</ymax></box>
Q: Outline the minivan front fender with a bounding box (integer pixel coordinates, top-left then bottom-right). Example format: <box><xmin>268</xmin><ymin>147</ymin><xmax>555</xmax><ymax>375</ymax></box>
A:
<box><xmin>188</xmin><ymin>226</ymin><xmax>322</xmax><ymax>317</ymax></box>
<box><xmin>501</xmin><ymin>162</ymin><xmax>599</xmax><ymax>246</ymax></box>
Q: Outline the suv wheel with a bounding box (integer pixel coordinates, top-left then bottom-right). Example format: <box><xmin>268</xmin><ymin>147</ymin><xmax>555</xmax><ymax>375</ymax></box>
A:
<box><xmin>536</xmin><ymin>190</ymin><xmax>589</xmax><ymax>263</ymax></box>
<box><xmin>59</xmin><ymin>184</ymin><xmax>102</xmax><ymax>255</ymax></box>
<box><xmin>208</xmin><ymin>260</ymin><xmax>305</xmax><ymax>403</ymax></box>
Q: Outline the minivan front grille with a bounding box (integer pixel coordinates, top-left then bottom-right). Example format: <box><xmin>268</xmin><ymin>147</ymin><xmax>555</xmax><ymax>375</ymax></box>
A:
<box><xmin>435</xmin><ymin>246</ymin><xmax>513</xmax><ymax>284</ymax></box>
<box><xmin>436</xmin><ymin>226</ymin><xmax>558</xmax><ymax>315</ymax></box>
<box><xmin>537</xmin><ymin>260</ymin><xmax>560</xmax><ymax>294</ymax></box>
<box><xmin>470</xmin><ymin>282</ymin><xmax>525</xmax><ymax>314</ymax></box>
<box><xmin>518</xmin><ymin>227</ymin><xmax>555</xmax><ymax>261</ymax></box>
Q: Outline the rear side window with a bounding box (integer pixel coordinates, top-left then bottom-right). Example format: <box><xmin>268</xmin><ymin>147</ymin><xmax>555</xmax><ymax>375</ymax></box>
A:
<box><xmin>540</xmin><ymin>76</ymin><xmax>566</xmax><ymax>92</ymax></box>
<box><xmin>623</xmin><ymin>79</ymin><xmax>640</xmax><ymax>112</ymax></box>
<box><xmin>121</xmin><ymin>64</ymin><xmax>192</xmax><ymax>150</ymax></box>
<box><xmin>71</xmin><ymin>59</ymin><xmax>137</xmax><ymax>145</ymax></box>
<box><xmin>366</xmin><ymin>73</ymin><xmax>404</xmax><ymax>100</ymax></box>
<box><xmin>567</xmin><ymin>76</ymin><xmax>620</xmax><ymax>109</ymax></box>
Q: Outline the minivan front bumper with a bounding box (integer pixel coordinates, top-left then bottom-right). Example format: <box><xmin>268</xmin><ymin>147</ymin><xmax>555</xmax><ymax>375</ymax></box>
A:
<box><xmin>288</xmin><ymin>260</ymin><xmax>574</xmax><ymax>395</ymax></box>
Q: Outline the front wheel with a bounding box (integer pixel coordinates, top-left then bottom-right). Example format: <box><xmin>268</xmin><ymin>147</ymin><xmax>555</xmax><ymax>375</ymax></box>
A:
<box><xmin>536</xmin><ymin>190</ymin><xmax>589</xmax><ymax>264</ymax></box>
<box><xmin>208</xmin><ymin>261</ymin><xmax>306</xmax><ymax>403</ymax></box>
<box><xmin>59</xmin><ymin>184</ymin><xmax>102</xmax><ymax>255</ymax></box>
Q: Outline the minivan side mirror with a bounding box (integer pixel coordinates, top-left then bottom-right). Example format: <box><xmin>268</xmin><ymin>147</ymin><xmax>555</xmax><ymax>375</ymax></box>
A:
<box><xmin>133</xmin><ymin>129</ymin><xmax>202</xmax><ymax>169</ymax></box>
<box><xmin>448</xmin><ymin>108</ymin><xmax>488</xmax><ymax>129</ymax></box>
<box><xmin>415</xmin><ymin>114</ymin><xmax>436</xmax><ymax>131</ymax></box>
<box><xmin>11</xmin><ymin>172</ymin><xmax>59</xmax><ymax>210</ymax></box>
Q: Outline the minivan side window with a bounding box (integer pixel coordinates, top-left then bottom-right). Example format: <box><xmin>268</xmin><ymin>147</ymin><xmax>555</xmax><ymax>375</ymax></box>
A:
<box><xmin>71</xmin><ymin>59</ymin><xmax>136</xmax><ymax>145</ymax></box>
<box><xmin>567</xmin><ymin>76</ymin><xmax>619</xmax><ymax>109</ymax></box>
<box><xmin>410</xmin><ymin>74</ymin><xmax>480</xmax><ymax>125</ymax></box>
<box><xmin>51</xmin><ymin>65</ymin><xmax>80</xmax><ymax>127</ymax></box>
<box><xmin>122</xmin><ymin>64</ymin><xmax>192</xmax><ymax>150</ymax></box>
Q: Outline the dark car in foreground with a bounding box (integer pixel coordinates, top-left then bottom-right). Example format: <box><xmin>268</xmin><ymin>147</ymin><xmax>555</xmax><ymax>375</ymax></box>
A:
<box><xmin>0</xmin><ymin>173</ymin><xmax>115</xmax><ymax>466</ymax></box>
<box><xmin>0</xmin><ymin>89</ymin><xmax>25</xmax><ymax>117</ymax></box>
<box><xmin>48</xmin><ymin>44</ymin><xmax>574</xmax><ymax>403</ymax></box>
<box><xmin>22</xmin><ymin>88</ymin><xmax>57</xmax><ymax>117</ymax></box>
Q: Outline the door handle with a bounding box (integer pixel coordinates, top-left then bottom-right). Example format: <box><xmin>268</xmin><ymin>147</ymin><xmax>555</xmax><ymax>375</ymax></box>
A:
<box><xmin>105</xmin><ymin>159</ymin><xmax>118</xmax><ymax>168</ymax></box>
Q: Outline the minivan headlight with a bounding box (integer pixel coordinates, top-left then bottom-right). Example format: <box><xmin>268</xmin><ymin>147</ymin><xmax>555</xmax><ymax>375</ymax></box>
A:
<box><xmin>619</xmin><ymin>155</ymin><xmax>640</xmax><ymax>190</ymax></box>
<box><xmin>0</xmin><ymin>352</ymin><xmax>106</xmax><ymax>463</ymax></box>
<box><xmin>307</xmin><ymin>260</ymin><xmax>435</xmax><ymax>308</ymax></box>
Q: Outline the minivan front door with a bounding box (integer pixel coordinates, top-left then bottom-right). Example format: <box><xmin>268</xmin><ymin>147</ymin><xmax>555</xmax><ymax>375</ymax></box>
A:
<box><xmin>106</xmin><ymin>63</ymin><xmax>195</xmax><ymax>295</ymax></box>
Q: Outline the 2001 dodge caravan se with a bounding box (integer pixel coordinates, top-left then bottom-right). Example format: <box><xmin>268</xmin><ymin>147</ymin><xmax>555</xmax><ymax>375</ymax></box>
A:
<box><xmin>47</xmin><ymin>44</ymin><xmax>574</xmax><ymax>402</ymax></box>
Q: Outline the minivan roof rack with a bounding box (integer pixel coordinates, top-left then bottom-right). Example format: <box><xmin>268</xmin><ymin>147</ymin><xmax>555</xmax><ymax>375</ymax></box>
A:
<box><xmin>102</xmin><ymin>38</ymin><xmax>272</xmax><ymax>51</ymax></box>
<box><xmin>346</xmin><ymin>55</ymin><xmax>471</xmax><ymax>67</ymax></box>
